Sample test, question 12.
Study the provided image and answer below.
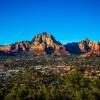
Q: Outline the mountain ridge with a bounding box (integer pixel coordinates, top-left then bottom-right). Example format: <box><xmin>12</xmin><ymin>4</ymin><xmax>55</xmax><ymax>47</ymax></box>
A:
<box><xmin>0</xmin><ymin>32</ymin><xmax>100</xmax><ymax>57</ymax></box>
<box><xmin>0</xmin><ymin>32</ymin><xmax>68</xmax><ymax>56</ymax></box>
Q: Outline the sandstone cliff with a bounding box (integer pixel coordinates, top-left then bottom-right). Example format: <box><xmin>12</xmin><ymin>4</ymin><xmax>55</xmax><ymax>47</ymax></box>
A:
<box><xmin>0</xmin><ymin>33</ymin><xmax>100</xmax><ymax>57</ymax></box>
<box><xmin>30</xmin><ymin>32</ymin><xmax>68</xmax><ymax>55</ymax></box>
<box><xmin>0</xmin><ymin>32</ymin><xmax>69</xmax><ymax>56</ymax></box>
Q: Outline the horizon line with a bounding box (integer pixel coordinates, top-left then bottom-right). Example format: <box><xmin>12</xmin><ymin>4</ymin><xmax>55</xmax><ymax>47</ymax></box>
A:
<box><xmin>0</xmin><ymin>32</ymin><xmax>100</xmax><ymax>46</ymax></box>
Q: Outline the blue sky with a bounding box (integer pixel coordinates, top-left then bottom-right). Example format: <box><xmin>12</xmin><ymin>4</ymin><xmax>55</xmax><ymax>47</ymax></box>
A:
<box><xmin>0</xmin><ymin>0</ymin><xmax>100</xmax><ymax>45</ymax></box>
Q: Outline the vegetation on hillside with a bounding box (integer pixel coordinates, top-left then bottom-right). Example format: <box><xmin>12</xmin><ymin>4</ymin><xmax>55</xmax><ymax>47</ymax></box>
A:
<box><xmin>0</xmin><ymin>55</ymin><xmax>100</xmax><ymax>100</ymax></box>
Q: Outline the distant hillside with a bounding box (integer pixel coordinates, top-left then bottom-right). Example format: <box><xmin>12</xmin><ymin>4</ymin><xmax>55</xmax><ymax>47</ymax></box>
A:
<box><xmin>0</xmin><ymin>32</ymin><xmax>100</xmax><ymax>57</ymax></box>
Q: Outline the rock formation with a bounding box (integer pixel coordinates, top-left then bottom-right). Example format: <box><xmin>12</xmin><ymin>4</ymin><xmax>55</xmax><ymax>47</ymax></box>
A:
<box><xmin>0</xmin><ymin>41</ymin><xmax>31</xmax><ymax>55</ymax></box>
<box><xmin>65</xmin><ymin>38</ymin><xmax>100</xmax><ymax>57</ymax></box>
<box><xmin>0</xmin><ymin>32</ymin><xmax>69</xmax><ymax>56</ymax></box>
<box><xmin>30</xmin><ymin>32</ymin><xmax>68</xmax><ymax>55</ymax></box>
<box><xmin>0</xmin><ymin>32</ymin><xmax>100</xmax><ymax>57</ymax></box>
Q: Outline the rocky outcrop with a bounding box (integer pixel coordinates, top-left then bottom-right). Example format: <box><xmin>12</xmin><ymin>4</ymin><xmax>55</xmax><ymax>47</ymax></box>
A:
<box><xmin>64</xmin><ymin>38</ymin><xmax>90</xmax><ymax>54</ymax></box>
<box><xmin>10</xmin><ymin>41</ymin><xmax>31</xmax><ymax>55</ymax></box>
<box><xmin>80</xmin><ymin>51</ymin><xmax>96</xmax><ymax>58</ymax></box>
<box><xmin>0</xmin><ymin>41</ymin><xmax>31</xmax><ymax>55</ymax></box>
<box><xmin>79</xmin><ymin>38</ymin><xmax>90</xmax><ymax>52</ymax></box>
<box><xmin>0</xmin><ymin>32</ymin><xmax>100</xmax><ymax>57</ymax></box>
<box><xmin>65</xmin><ymin>38</ymin><xmax>100</xmax><ymax>57</ymax></box>
<box><xmin>30</xmin><ymin>32</ymin><xmax>69</xmax><ymax>55</ymax></box>
<box><xmin>0</xmin><ymin>45</ymin><xmax>11</xmax><ymax>53</ymax></box>
<box><xmin>79</xmin><ymin>39</ymin><xmax>100</xmax><ymax>58</ymax></box>
<box><xmin>0</xmin><ymin>32</ymin><xmax>69</xmax><ymax>56</ymax></box>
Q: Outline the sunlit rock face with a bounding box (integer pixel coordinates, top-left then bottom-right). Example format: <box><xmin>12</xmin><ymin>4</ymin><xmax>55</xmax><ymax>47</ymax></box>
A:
<box><xmin>79</xmin><ymin>38</ymin><xmax>100</xmax><ymax>52</ymax></box>
<box><xmin>10</xmin><ymin>41</ymin><xmax>31</xmax><ymax>55</ymax></box>
<box><xmin>30</xmin><ymin>32</ymin><xmax>69</xmax><ymax>55</ymax></box>
<box><xmin>65</xmin><ymin>38</ymin><xmax>100</xmax><ymax>57</ymax></box>
<box><xmin>0</xmin><ymin>32</ymin><xmax>69</xmax><ymax>56</ymax></box>
<box><xmin>64</xmin><ymin>38</ymin><xmax>91</xmax><ymax>54</ymax></box>
<box><xmin>0</xmin><ymin>45</ymin><xmax>11</xmax><ymax>52</ymax></box>
<box><xmin>79</xmin><ymin>38</ymin><xmax>91</xmax><ymax>52</ymax></box>
<box><xmin>0</xmin><ymin>41</ymin><xmax>31</xmax><ymax>55</ymax></box>
<box><xmin>32</xmin><ymin>32</ymin><xmax>61</xmax><ymax>46</ymax></box>
<box><xmin>0</xmin><ymin>32</ymin><xmax>100</xmax><ymax>57</ymax></box>
<box><xmin>79</xmin><ymin>39</ymin><xmax>100</xmax><ymax>58</ymax></box>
